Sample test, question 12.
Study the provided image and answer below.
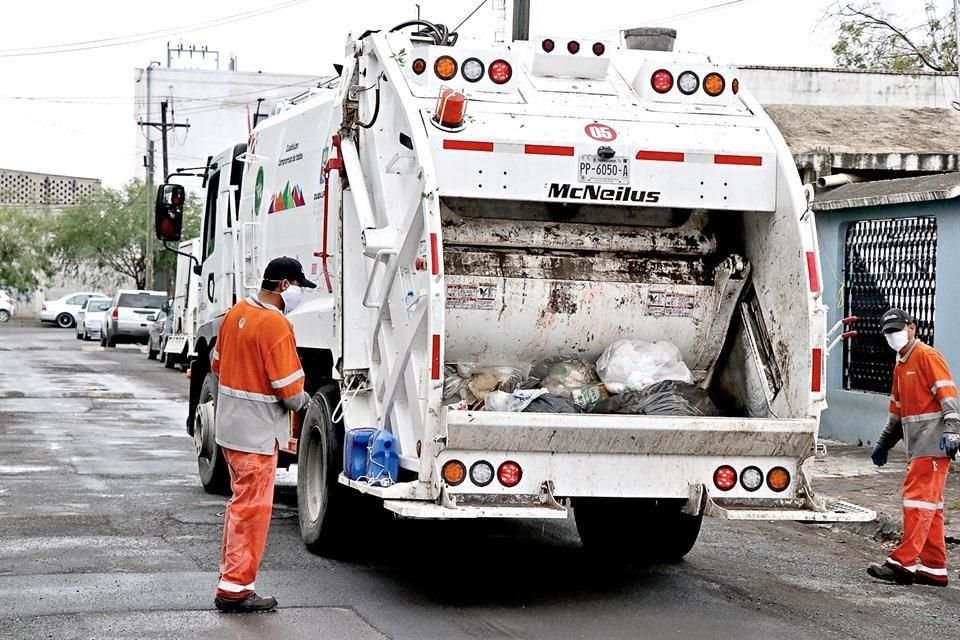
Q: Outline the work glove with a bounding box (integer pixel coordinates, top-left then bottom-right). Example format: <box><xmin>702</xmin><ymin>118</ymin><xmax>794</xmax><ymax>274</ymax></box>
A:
<box><xmin>941</xmin><ymin>419</ymin><xmax>960</xmax><ymax>459</ymax></box>
<box><xmin>871</xmin><ymin>444</ymin><xmax>888</xmax><ymax>467</ymax></box>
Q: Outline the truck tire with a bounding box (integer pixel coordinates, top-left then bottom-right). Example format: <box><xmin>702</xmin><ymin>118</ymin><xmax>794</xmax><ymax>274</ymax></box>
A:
<box><xmin>194</xmin><ymin>372</ymin><xmax>230</xmax><ymax>495</ymax></box>
<box><xmin>297</xmin><ymin>384</ymin><xmax>354</xmax><ymax>554</ymax></box>
<box><xmin>56</xmin><ymin>313</ymin><xmax>74</xmax><ymax>329</ymax></box>
<box><xmin>573</xmin><ymin>497</ymin><xmax>703</xmax><ymax>564</ymax></box>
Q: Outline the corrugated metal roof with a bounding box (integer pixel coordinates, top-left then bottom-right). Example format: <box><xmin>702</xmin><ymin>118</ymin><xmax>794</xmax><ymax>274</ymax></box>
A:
<box><xmin>812</xmin><ymin>173</ymin><xmax>960</xmax><ymax>211</ymax></box>
<box><xmin>764</xmin><ymin>105</ymin><xmax>960</xmax><ymax>156</ymax></box>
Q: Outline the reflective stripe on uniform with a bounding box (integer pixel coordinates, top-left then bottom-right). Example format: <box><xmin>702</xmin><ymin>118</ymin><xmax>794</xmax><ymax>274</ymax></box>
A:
<box><xmin>219</xmin><ymin>385</ymin><xmax>277</xmax><ymax>403</ymax></box>
<box><xmin>916</xmin><ymin>564</ymin><xmax>949</xmax><ymax>576</ymax></box>
<box><xmin>270</xmin><ymin>369</ymin><xmax>304</xmax><ymax>389</ymax></box>
<box><xmin>885</xmin><ymin>557</ymin><xmax>917</xmax><ymax>573</ymax></box>
<box><xmin>901</xmin><ymin>412</ymin><xmax>943</xmax><ymax>424</ymax></box>
<box><xmin>218</xmin><ymin>579</ymin><xmax>255</xmax><ymax>593</ymax></box>
<box><xmin>931</xmin><ymin>380</ymin><xmax>956</xmax><ymax>394</ymax></box>
<box><xmin>903</xmin><ymin>499</ymin><xmax>943</xmax><ymax>511</ymax></box>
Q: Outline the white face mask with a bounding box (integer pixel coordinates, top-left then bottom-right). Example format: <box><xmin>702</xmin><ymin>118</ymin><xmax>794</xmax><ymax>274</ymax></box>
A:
<box><xmin>280</xmin><ymin>284</ymin><xmax>304</xmax><ymax>314</ymax></box>
<box><xmin>885</xmin><ymin>329</ymin><xmax>909</xmax><ymax>352</ymax></box>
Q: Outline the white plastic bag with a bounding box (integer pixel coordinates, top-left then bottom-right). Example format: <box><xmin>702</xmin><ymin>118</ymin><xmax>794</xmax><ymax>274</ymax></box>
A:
<box><xmin>596</xmin><ymin>339</ymin><xmax>692</xmax><ymax>394</ymax></box>
<box><xmin>484</xmin><ymin>388</ymin><xmax>549</xmax><ymax>412</ymax></box>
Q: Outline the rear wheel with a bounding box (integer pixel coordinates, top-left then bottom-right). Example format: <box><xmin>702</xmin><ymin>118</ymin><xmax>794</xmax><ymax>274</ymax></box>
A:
<box><xmin>297</xmin><ymin>384</ymin><xmax>360</xmax><ymax>554</ymax></box>
<box><xmin>195</xmin><ymin>372</ymin><xmax>230</xmax><ymax>495</ymax></box>
<box><xmin>0</xmin><ymin>310</ymin><xmax>9</xmax><ymax>323</ymax></box>
<box><xmin>56</xmin><ymin>313</ymin><xmax>74</xmax><ymax>329</ymax></box>
<box><xmin>573</xmin><ymin>497</ymin><xmax>703</xmax><ymax>564</ymax></box>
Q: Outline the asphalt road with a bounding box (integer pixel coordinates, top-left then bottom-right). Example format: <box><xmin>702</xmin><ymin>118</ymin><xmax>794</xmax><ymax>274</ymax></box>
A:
<box><xmin>2</xmin><ymin>325</ymin><xmax>959</xmax><ymax>640</ymax></box>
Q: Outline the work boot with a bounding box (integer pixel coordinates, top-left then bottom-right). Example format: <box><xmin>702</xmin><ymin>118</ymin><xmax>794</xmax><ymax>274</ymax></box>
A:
<box><xmin>914</xmin><ymin>573</ymin><xmax>948</xmax><ymax>588</ymax></box>
<box><xmin>215</xmin><ymin>592</ymin><xmax>278</xmax><ymax>613</ymax></box>
<box><xmin>867</xmin><ymin>562</ymin><xmax>914</xmax><ymax>585</ymax></box>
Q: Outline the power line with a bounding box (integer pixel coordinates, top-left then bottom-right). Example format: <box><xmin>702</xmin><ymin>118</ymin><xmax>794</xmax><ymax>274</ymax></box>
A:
<box><xmin>0</xmin><ymin>0</ymin><xmax>311</xmax><ymax>58</ymax></box>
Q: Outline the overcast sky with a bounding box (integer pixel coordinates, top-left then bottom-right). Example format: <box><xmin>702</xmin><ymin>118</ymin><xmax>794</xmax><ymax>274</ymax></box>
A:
<box><xmin>0</xmin><ymin>0</ymin><xmax>947</xmax><ymax>187</ymax></box>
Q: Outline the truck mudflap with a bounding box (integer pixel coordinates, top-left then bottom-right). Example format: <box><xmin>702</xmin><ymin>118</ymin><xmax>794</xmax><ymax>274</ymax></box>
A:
<box><xmin>686</xmin><ymin>477</ymin><xmax>876</xmax><ymax>523</ymax></box>
<box><xmin>163</xmin><ymin>334</ymin><xmax>189</xmax><ymax>356</ymax></box>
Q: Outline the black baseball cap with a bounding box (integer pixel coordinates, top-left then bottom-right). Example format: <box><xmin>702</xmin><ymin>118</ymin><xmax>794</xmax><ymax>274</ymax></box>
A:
<box><xmin>880</xmin><ymin>308</ymin><xmax>914</xmax><ymax>333</ymax></box>
<box><xmin>263</xmin><ymin>257</ymin><xmax>317</xmax><ymax>289</ymax></box>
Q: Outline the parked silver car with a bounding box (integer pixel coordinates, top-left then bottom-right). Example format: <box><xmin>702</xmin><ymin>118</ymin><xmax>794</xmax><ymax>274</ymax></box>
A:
<box><xmin>0</xmin><ymin>290</ymin><xmax>15</xmax><ymax>323</ymax></box>
<box><xmin>101</xmin><ymin>290</ymin><xmax>167</xmax><ymax>347</ymax></box>
<box><xmin>77</xmin><ymin>298</ymin><xmax>112</xmax><ymax>341</ymax></box>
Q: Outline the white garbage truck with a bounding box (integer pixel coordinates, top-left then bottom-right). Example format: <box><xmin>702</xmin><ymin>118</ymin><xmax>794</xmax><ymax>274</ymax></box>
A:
<box><xmin>162</xmin><ymin>237</ymin><xmax>201</xmax><ymax>370</ymax></box>
<box><xmin>153</xmin><ymin>20</ymin><xmax>873</xmax><ymax>561</ymax></box>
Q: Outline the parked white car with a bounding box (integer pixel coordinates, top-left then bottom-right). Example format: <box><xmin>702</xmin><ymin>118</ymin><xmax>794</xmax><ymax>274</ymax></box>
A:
<box><xmin>40</xmin><ymin>292</ymin><xmax>106</xmax><ymax>328</ymax></box>
<box><xmin>76</xmin><ymin>297</ymin><xmax>112</xmax><ymax>341</ymax></box>
<box><xmin>0</xmin><ymin>290</ymin><xmax>16</xmax><ymax>323</ymax></box>
<box><xmin>101</xmin><ymin>290</ymin><xmax>168</xmax><ymax>347</ymax></box>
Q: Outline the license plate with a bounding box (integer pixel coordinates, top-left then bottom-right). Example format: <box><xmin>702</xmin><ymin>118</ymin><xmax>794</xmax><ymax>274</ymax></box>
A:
<box><xmin>578</xmin><ymin>155</ymin><xmax>629</xmax><ymax>185</ymax></box>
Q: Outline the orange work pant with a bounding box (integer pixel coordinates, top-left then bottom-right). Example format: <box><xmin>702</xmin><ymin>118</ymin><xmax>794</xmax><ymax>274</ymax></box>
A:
<box><xmin>887</xmin><ymin>456</ymin><xmax>951</xmax><ymax>585</ymax></box>
<box><xmin>216</xmin><ymin>446</ymin><xmax>277</xmax><ymax>599</ymax></box>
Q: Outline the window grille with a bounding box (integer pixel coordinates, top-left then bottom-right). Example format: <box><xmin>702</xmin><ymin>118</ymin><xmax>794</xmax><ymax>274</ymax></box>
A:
<box><xmin>843</xmin><ymin>217</ymin><xmax>937</xmax><ymax>393</ymax></box>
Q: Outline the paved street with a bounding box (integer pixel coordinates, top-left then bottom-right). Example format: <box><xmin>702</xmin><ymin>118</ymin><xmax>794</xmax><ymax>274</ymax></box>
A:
<box><xmin>2</xmin><ymin>325</ymin><xmax>960</xmax><ymax>639</ymax></box>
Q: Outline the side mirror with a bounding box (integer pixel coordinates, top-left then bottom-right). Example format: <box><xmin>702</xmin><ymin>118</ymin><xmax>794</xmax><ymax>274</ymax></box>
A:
<box><xmin>155</xmin><ymin>184</ymin><xmax>185</xmax><ymax>242</ymax></box>
<box><xmin>192</xmin><ymin>264</ymin><xmax>203</xmax><ymax>276</ymax></box>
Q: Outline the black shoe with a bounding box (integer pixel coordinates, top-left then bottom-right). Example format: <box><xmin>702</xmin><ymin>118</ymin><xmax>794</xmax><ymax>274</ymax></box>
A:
<box><xmin>215</xmin><ymin>592</ymin><xmax>278</xmax><ymax>613</ymax></box>
<box><xmin>914</xmin><ymin>572</ymin><xmax>949</xmax><ymax>588</ymax></box>
<box><xmin>867</xmin><ymin>562</ymin><xmax>914</xmax><ymax>585</ymax></box>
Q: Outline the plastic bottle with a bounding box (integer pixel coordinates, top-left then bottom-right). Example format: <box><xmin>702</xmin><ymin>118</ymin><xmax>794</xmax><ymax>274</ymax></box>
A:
<box><xmin>366</xmin><ymin>429</ymin><xmax>399</xmax><ymax>486</ymax></box>
<box><xmin>343</xmin><ymin>428</ymin><xmax>377</xmax><ymax>480</ymax></box>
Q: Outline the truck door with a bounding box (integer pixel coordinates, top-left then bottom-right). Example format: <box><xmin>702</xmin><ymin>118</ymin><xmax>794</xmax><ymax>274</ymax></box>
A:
<box><xmin>199</xmin><ymin>167</ymin><xmax>231</xmax><ymax>321</ymax></box>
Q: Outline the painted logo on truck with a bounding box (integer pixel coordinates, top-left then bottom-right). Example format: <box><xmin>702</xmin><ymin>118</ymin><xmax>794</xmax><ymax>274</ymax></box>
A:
<box><xmin>254</xmin><ymin>167</ymin><xmax>264</xmax><ymax>215</ymax></box>
<box><xmin>584</xmin><ymin>123</ymin><xmax>617</xmax><ymax>141</ymax></box>
<box><xmin>268</xmin><ymin>181</ymin><xmax>306</xmax><ymax>213</ymax></box>
<box><xmin>547</xmin><ymin>183</ymin><xmax>660</xmax><ymax>203</ymax></box>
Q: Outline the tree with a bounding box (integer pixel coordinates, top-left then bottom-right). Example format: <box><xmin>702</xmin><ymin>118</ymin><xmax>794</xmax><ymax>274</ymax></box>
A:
<box><xmin>52</xmin><ymin>178</ymin><xmax>201</xmax><ymax>290</ymax></box>
<box><xmin>0</xmin><ymin>205</ymin><xmax>56</xmax><ymax>294</ymax></box>
<box><xmin>828</xmin><ymin>1</ymin><xmax>957</xmax><ymax>72</ymax></box>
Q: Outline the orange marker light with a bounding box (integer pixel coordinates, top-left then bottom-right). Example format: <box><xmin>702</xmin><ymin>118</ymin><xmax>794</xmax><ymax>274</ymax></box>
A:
<box><xmin>767</xmin><ymin>467</ymin><xmax>791</xmax><ymax>492</ymax></box>
<box><xmin>434</xmin><ymin>56</ymin><xmax>458</xmax><ymax>81</ymax></box>
<box><xmin>442</xmin><ymin>460</ymin><xmax>466</xmax><ymax>486</ymax></box>
<box><xmin>704</xmin><ymin>72</ymin><xmax>725</xmax><ymax>96</ymax></box>
<box><xmin>732</xmin><ymin>78</ymin><xmax>740</xmax><ymax>94</ymax></box>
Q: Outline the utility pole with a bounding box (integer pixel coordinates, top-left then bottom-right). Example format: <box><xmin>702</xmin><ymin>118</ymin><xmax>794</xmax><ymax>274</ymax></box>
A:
<box><xmin>139</xmin><ymin>99</ymin><xmax>189</xmax><ymax>290</ymax></box>
<box><xmin>512</xmin><ymin>0</ymin><xmax>530</xmax><ymax>41</ymax></box>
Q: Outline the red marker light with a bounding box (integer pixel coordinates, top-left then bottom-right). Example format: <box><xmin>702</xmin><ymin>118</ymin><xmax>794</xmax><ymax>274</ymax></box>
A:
<box><xmin>713</xmin><ymin>465</ymin><xmax>737</xmax><ymax>491</ymax></box>
<box><xmin>412</xmin><ymin>58</ymin><xmax>427</xmax><ymax>75</ymax></box>
<box><xmin>497</xmin><ymin>461</ymin><xmax>522</xmax><ymax>487</ymax></box>
<box><xmin>651</xmin><ymin>69</ymin><xmax>674</xmax><ymax>94</ymax></box>
<box><xmin>488</xmin><ymin>59</ymin><xmax>512</xmax><ymax>84</ymax></box>
<box><xmin>567</xmin><ymin>40</ymin><xmax>580</xmax><ymax>54</ymax></box>
<box><xmin>592</xmin><ymin>42</ymin><xmax>605</xmax><ymax>56</ymax></box>
<box><xmin>542</xmin><ymin>38</ymin><xmax>555</xmax><ymax>53</ymax></box>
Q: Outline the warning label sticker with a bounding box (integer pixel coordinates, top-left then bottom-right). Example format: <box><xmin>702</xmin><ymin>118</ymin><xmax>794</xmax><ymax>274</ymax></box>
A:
<box><xmin>446</xmin><ymin>283</ymin><xmax>498</xmax><ymax>311</ymax></box>
<box><xmin>646</xmin><ymin>290</ymin><xmax>696</xmax><ymax>317</ymax></box>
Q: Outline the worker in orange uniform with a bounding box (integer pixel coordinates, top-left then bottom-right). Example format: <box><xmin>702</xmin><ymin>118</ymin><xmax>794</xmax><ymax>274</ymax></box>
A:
<box><xmin>868</xmin><ymin>308</ymin><xmax>960</xmax><ymax>587</ymax></box>
<box><xmin>211</xmin><ymin>257</ymin><xmax>316</xmax><ymax>612</ymax></box>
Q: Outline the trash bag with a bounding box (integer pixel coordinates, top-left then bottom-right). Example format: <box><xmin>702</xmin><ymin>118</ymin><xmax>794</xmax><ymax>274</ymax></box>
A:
<box><xmin>485</xmin><ymin>388</ymin><xmax>549</xmax><ymax>412</ymax></box>
<box><xmin>523</xmin><ymin>393</ymin><xmax>581</xmax><ymax>414</ymax></box>
<box><xmin>589</xmin><ymin>380</ymin><xmax>718</xmax><ymax>417</ymax></box>
<box><xmin>596</xmin><ymin>339</ymin><xmax>692</xmax><ymax>394</ymax></box>
<box><xmin>529</xmin><ymin>355</ymin><xmax>600</xmax><ymax>398</ymax></box>
<box><xmin>443</xmin><ymin>364</ymin><xmax>524</xmax><ymax>404</ymax></box>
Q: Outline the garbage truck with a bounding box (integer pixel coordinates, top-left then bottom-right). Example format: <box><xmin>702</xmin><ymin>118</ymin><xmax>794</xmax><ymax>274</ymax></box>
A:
<box><xmin>152</xmin><ymin>20</ymin><xmax>874</xmax><ymax>561</ymax></box>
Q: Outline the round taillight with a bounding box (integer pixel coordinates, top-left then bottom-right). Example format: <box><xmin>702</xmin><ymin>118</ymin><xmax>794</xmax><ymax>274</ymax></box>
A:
<box><xmin>703</xmin><ymin>72</ymin><xmax>725</xmax><ymax>96</ymax></box>
<box><xmin>592</xmin><ymin>42</ymin><xmax>605</xmax><ymax>56</ymax></box>
<box><xmin>497</xmin><ymin>461</ymin><xmax>522</xmax><ymax>487</ymax></box>
<box><xmin>767</xmin><ymin>467</ymin><xmax>791</xmax><ymax>492</ymax></box>
<box><xmin>442</xmin><ymin>460</ymin><xmax>466</xmax><ymax>486</ymax></box>
<box><xmin>732</xmin><ymin>78</ymin><xmax>740</xmax><ymax>94</ymax></box>
<box><xmin>650</xmin><ymin>69</ymin><xmax>673</xmax><ymax>94</ymax></box>
<box><xmin>567</xmin><ymin>40</ymin><xmax>580</xmax><ymax>54</ymax></box>
<box><xmin>713</xmin><ymin>465</ymin><xmax>737</xmax><ymax>491</ymax></box>
<box><xmin>488</xmin><ymin>59</ymin><xmax>512</xmax><ymax>84</ymax></box>
<box><xmin>677</xmin><ymin>71</ymin><xmax>699</xmax><ymax>95</ymax></box>
<box><xmin>542</xmin><ymin>38</ymin><xmax>555</xmax><ymax>53</ymax></box>
<box><xmin>412</xmin><ymin>58</ymin><xmax>426</xmax><ymax>75</ymax></box>
<box><xmin>469</xmin><ymin>460</ymin><xmax>495</xmax><ymax>487</ymax></box>
<box><xmin>740</xmin><ymin>466</ymin><xmax>763</xmax><ymax>492</ymax></box>
<box><xmin>434</xmin><ymin>55</ymin><xmax>458</xmax><ymax>81</ymax></box>
<box><xmin>461</xmin><ymin>57</ymin><xmax>484</xmax><ymax>83</ymax></box>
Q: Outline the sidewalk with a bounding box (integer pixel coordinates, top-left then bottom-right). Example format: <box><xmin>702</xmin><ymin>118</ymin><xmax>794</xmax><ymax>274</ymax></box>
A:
<box><xmin>807</xmin><ymin>440</ymin><xmax>960</xmax><ymax>543</ymax></box>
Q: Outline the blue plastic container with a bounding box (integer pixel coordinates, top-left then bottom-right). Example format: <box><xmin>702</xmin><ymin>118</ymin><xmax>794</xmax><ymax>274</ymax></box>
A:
<box><xmin>366</xmin><ymin>429</ymin><xmax>399</xmax><ymax>486</ymax></box>
<box><xmin>343</xmin><ymin>428</ymin><xmax>377</xmax><ymax>480</ymax></box>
